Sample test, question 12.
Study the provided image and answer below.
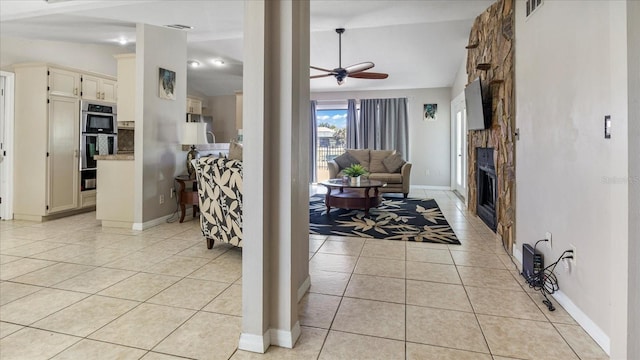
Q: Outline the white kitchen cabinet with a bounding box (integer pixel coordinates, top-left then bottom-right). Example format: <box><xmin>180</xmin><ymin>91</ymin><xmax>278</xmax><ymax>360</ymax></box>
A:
<box><xmin>82</xmin><ymin>74</ymin><xmax>117</xmax><ymax>102</ymax></box>
<box><xmin>187</xmin><ymin>97</ymin><xmax>202</xmax><ymax>114</ymax></box>
<box><xmin>47</xmin><ymin>95</ymin><xmax>80</xmax><ymax>213</ymax></box>
<box><xmin>96</xmin><ymin>159</ymin><xmax>134</xmax><ymax>228</ymax></box>
<box><xmin>48</xmin><ymin>68</ymin><xmax>80</xmax><ymax>98</ymax></box>
<box><xmin>81</xmin><ymin>190</ymin><xmax>97</xmax><ymax>208</ymax></box>
<box><xmin>13</xmin><ymin>63</ymin><xmax>106</xmax><ymax>220</ymax></box>
<box><xmin>114</xmin><ymin>53</ymin><xmax>136</xmax><ymax>123</ymax></box>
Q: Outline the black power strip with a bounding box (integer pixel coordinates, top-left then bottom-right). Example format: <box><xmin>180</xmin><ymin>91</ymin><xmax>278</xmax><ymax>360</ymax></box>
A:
<box><xmin>522</xmin><ymin>243</ymin><xmax>544</xmax><ymax>286</ymax></box>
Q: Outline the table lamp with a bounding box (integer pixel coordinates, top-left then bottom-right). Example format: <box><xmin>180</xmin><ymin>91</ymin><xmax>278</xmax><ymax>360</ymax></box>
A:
<box><xmin>182</xmin><ymin>122</ymin><xmax>208</xmax><ymax>178</ymax></box>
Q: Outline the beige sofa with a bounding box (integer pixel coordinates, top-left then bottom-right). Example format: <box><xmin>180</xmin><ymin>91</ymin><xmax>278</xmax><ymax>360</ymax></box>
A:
<box><xmin>328</xmin><ymin>149</ymin><xmax>412</xmax><ymax>198</ymax></box>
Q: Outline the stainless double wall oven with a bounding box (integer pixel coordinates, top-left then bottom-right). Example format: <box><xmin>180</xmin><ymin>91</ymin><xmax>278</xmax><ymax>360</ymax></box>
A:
<box><xmin>80</xmin><ymin>100</ymin><xmax>117</xmax><ymax>191</ymax></box>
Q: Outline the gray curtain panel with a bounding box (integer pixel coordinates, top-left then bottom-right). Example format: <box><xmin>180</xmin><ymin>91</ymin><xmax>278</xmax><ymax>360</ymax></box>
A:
<box><xmin>359</xmin><ymin>99</ymin><xmax>378</xmax><ymax>149</ymax></box>
<box><xmin>359</xmin><ymin>98</ymin><xmax>408</xmax><ymax>157</ymax></box>
<box><xmin>310</xmin><ymin>100</ymin><xmax>318</xmax><ymax>183</ymax></box>
<box><xmin>347</xmin><ymin>99</ymin><xmax>358</xmax><ymax>148</ymax></box>
<box><xmin>379</xmin><ymin>98</ymin><xmax>409</xmax><ymax>157</ymax></box>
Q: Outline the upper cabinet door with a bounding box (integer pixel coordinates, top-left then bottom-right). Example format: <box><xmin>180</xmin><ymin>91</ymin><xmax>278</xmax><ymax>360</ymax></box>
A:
<box><xmin>82</xmin><ymin>75</ymin><xmax>117</xmax><ymax>103</ymax></box>
<box><xmin>48</xmin><ymin>68</ymin><xmax>80</xmax><ymax>98</ymax></box>
<box><xmin>82</xmin><ymin>75</ymin><xmax>100</xmax><ymax>101</ymax></box>
<box><xmin>101</xmin><ymin>79</ymin><xmax>117</xmax><ymax>103</ymax></box>
<box><xmin>186</xmin><ymin>97</ymin><xmax>202</xmax><ymax>115</ymax></box>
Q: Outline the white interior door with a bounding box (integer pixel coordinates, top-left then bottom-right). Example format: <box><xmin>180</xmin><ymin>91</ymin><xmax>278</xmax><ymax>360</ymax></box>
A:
<box><xmin>0</xmin><ymin>71</ymin><xmax>15</xmax><ymax>220</ymax></box>
<box><xmin>451</xmin><ymin>92</ymin><xmax>467</xmax><ymax>200</ymax></box>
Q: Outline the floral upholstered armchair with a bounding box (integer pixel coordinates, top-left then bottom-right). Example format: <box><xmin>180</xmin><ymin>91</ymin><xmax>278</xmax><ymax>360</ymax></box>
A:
<box><xmin>194</xmin><ymin>157</ymin><xmax>243</xmax><ymax>249</ymax></box>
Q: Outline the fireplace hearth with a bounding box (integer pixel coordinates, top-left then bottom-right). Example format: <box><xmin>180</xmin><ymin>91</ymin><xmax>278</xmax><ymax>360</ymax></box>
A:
<box><xmin>476</xmin><ymin>147</ymin><xmax>497</xmax><ymax>232</ymax></box>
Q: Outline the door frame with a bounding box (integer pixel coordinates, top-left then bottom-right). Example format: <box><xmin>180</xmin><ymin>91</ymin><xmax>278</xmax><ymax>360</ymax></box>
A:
<box><xmin>0</xmin><ymin>71</ymin><xmax>15</xmax><ymax>220</ymax></box>
<box><xmin>450</xmin><ymin>91</ymin><xmax>467</xmax><ymax>202</ymax></box>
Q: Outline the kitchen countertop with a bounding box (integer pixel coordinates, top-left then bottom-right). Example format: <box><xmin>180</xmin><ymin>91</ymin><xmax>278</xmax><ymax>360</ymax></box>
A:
<box><xmin>94</xmin><ymin>154</ymin><xmax>134</xmax><ymax>160</ymax></box>
<box><xmin>181</xmin><ymin>142</ymin><xmax>231</xmax><ymax>152</ymax></box>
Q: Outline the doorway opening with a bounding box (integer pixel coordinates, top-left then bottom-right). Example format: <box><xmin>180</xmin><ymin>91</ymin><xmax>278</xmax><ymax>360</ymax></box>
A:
<box><xmin>0</xmin><ymin>71</ymin><xmax>15</xmax><ymax>220</ymax></box>
<box><xmin>451</xmin><ymin>92</ymin><xmax>467</xmax><ymax>202</ymax></box>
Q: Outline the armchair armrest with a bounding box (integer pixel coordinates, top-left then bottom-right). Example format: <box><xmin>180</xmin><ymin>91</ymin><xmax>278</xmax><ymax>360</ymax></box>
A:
<box><xmin>328</xmin><ymin>160</ymin><xmax>340</xmax><ymax>179</ymax></box>
<box><xmin>400</xmin><ymin>162</ymin><xmax>412</xmax><ymax>196</ymax></box>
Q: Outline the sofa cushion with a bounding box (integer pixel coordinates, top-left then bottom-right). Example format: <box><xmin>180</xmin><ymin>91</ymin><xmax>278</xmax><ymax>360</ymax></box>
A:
<box><xmin>369</xmin><ymin>172</ymin><xmax>403</xmax><ymax>184</ymax></box>
<box><xmin>334</xmin><ymin>152</ymin><xmax>359</xmax><ymax>169</ymax></box>
<box><xmin>382</xmin><ymin>153</ymin><xmax>406</xmax><ymax>173</ymax></box>
<box><xmin>346</xmin><ymin>149</ymin><xmax>370</xmax><ymax>170</ymax></box>
<box><xmin>369</xmin><ymin>150</ymin><xmax>395</xmax><ymax>173</ymax></box>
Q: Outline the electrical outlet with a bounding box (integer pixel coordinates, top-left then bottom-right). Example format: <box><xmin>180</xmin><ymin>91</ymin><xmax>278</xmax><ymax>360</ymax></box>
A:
<box><xmin>170</xmin><ymin>187</ymin><xmax>175</xmax><ymax>198</ymax></box>
<box><xmin>545</xmin><ymin>232</ymin><xmax>552</xmax><ymax>249</ymax></box>
<box><xmin>159</xmin><ymin>194</ymin><xmax>165</xmax><ymax>204</ymax></box>
<box><xmin>569</xmin><ymin>243</ymin><xmax>577</xmax><ymax>266</ymax></box>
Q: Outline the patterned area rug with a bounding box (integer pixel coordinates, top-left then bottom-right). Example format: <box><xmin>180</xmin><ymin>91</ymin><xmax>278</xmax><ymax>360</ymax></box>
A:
<box><xmin>309</xmin><ymin>195</ymin><xmax>460</xmax><ymax>244</ymax></box>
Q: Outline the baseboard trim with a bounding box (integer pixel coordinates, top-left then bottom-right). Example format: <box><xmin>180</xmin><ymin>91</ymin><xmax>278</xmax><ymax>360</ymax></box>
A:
<box><xmin>511</xmin><ymin>245</ymin><xmax>610</xmax><ymax>355</ymax></box>
<box><xmin>269</xmin><ymin>321</ymin><xmax>301</xmax><ymax>349</ymax></box>
<box><xmin>410</xmin><ymin>185</ymin><xmax>452</xmax><ymax>191</ymax></box>
<box><xmin>238</xmin><ymin>330</ymin><xmax>271</xmax><ymax>354</ymax></box>
<box><xmin>132</xmin><ymin>212</ymin><xmax>177</xmax><ymax>231</ymax></box>
<box><xmin>297</xmin><ymin>275</ymin><xmax>311</xmax><ymax>302</ymax></box>
<box><xmin>551</xmin><ymin>290</ymin><xmax>611</xmax><ymax>355</ymax></box>
<box><xmin>101</xmin><ymin>220</ymin><xmax>134</xmax><ymax>229</ymax></box>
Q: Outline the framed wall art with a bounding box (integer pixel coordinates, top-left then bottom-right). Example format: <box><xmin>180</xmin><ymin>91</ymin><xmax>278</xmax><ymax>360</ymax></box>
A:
<box><xmin>423</xmin><ymin>104</ymin><xmax>437</xmax><ymax>121</ymax></box>
<box><xmin>158</xmin><ymin>67</ymin><xmax>176</xmax><ymax>100</ymax></box>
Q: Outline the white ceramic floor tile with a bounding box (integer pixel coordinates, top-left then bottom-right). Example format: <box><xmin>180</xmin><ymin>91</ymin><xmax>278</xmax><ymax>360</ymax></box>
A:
<box><xmin>89</xmin><ymin>303</ymin><xmax>195</xmax><ymax>350</ymax></box>
<box><xmin>0</xmin><ymin>327</ymin><xmax>81</xmax><ymax>360</ymax></box>
<box><xmin>153</xmin><ymin>311</ymin><xmax>241</xmax><ymax>359</ymax></box>
<box><xmin>51</xmin><ymin>339</ymin><xmax>147</xmax><ymax>360</ymax></box>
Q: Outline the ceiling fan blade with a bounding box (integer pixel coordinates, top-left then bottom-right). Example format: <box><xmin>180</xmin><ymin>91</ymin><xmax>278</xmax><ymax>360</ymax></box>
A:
<box><xmin>344</xmin><ymin>62</ymin><xmax>374</xmax><ymax>74</ymax></box>
<box><xmin>310</xmin><ymin>65</ymin><xmax>335</xmax><ymax>73</ymax></box>
<box><xmin>348</xmin><ymin>72</ymin><xmax>389</xmax><ymax>79</ymax></box>
<box><xmin>310</xmin><ymin>73</ymin><xmax>333</xmax><ymax>79</ymax></box>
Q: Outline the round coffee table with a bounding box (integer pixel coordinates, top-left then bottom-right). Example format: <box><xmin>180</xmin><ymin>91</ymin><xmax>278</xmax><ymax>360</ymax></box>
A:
<box><xmin>319</xmin><ymin>179</ymin><xmax>386</xmax><ymax>216</ymax></box>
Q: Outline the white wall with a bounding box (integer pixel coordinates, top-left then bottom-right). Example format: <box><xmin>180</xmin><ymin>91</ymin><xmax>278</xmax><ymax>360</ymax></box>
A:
<box><xmin>627</xmin><ymin>1</ymin><xmax>640</xmax><ymax>358</ymax></box>
<box><xmin>0</xmin><ymin>36</ymin><xmax>128</xmax><ymax>76</ymax></box>
<box><xmin>515</xmin><ymin>1</ymin><xmax>629</xmax><ymax>356</ymax></box>
<box><xmin>312</xmin><ymin>88</ymin><xmax>452</xmax><ymax>187</ymax></box>
<box><xmin>134</xmin><ymin>24</ymin><xmax>187</xmax><ymax>223</ymax></box>
<box><xmin>205</xmin><ymin>95</ymin><xmax>236</xmax><ymax>143</ymax></box>
<box><xmin>450</xmin><ymin>56</ymin><xmax>468</xmax><ymax>99</ymax></box>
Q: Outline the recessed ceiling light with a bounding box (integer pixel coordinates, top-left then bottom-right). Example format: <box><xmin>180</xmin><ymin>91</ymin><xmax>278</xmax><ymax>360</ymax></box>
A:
<box><xmin>165</xmin><ymin>24</ymin><xmax>194</xmax><ymax>30</ymax></box>
<box><xmin>188</xmin><ymin>60</ymin><xmax>200</xmax><ymax>68</ymax></box>
<box><xmin>211</xmin><ymin>59</ymin><xmax>225</xmax><ymax>66</ymax></box>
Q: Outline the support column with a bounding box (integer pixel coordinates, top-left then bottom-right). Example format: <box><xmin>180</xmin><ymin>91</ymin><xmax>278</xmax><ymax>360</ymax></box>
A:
<box><xmin>239</xmin><ymin>0</ymin><xmax>310</xmax><ymax>353</ymax></box>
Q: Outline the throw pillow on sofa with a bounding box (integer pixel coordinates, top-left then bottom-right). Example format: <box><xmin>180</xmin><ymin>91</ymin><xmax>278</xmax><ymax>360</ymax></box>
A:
<box><xmin>334</xmin><ymin>152</ymin><xmax>359</xmax><ymax>169</ymax></box>
<box><xmin>383</xmin><ymin>153</ymin><xmax>406</xmax><ymax>173</ymax></box>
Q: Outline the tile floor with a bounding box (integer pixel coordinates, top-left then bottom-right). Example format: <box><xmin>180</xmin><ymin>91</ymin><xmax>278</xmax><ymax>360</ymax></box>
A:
<box><xmin>0</xmin><ymin>190</ymin><xmax>608</xmax><ymax>360</ymax></box>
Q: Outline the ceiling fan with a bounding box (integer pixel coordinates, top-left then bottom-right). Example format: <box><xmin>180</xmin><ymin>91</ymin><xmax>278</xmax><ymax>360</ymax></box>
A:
<box><xmin>310</xmin><ymin>28</ymin><xmax>389</xmax><ymax>85</ymax></box>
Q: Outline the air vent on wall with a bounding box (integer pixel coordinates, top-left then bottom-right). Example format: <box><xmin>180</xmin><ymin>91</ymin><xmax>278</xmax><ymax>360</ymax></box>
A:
<box><xmin>526</xmin><ymin>0</ymin><xmax>543</xmax><ymax>17</ymax></box>
<box><xmin>164</xmin><ymin>24</ymin><xmax>194</xmax><ymax>30</ymax></box>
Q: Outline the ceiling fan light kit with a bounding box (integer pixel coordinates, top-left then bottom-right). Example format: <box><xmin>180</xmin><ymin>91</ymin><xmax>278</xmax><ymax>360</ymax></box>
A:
<box><xmin>311</xmin><ymin>28</ymin><xmax>388</xmax><ymax>85</ymax></box>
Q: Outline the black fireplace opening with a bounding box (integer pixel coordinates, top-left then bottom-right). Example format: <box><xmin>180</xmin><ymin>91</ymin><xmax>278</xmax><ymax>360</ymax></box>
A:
<box><xmin>476</xmin><ymin>147</ymin><xmax>497</xmax><ymax>232</ymax></box>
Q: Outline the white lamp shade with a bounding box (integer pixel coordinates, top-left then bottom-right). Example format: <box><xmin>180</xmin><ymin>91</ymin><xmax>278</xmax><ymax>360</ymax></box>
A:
<box><xmin>182</xmin><ymin>122</ymin><xmax>208</xmax><ymax>145</ymax></box>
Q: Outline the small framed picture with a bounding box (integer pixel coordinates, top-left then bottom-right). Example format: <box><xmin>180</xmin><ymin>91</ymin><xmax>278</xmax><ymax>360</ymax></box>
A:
<box><xmin>424</xmin><ymin>104</ymin><xmax>437</xmax><ymax>121</ymax></box>
<box><xmin>158</xmin><ymin>67</ymin><xmax>176</xmax><ymax>100</ymax></box>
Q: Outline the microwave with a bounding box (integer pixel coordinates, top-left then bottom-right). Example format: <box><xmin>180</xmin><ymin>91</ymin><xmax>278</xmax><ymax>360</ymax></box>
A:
<box><xmin>81</xmin><ymin>101</ymin><xmax>117</xmax><ymax>134</ymax></box>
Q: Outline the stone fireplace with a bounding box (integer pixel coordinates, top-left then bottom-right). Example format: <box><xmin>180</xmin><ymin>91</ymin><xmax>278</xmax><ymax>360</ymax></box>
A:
<box><xmin>476</xmin><ymin>147</ymin><xmax>497</xmax><ymax>231</ymax></box>
<box><xmin>466</xmin><ymin>0</ymin><xmax>515</xmax><ymax>251</ymax></box>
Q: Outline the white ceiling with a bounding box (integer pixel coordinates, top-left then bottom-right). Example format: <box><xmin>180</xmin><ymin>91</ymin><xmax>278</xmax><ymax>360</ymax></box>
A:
<box><xmin>0</xmin><ymin>0</ymin><xmax>493</xmax><ymax>97</ymax></box>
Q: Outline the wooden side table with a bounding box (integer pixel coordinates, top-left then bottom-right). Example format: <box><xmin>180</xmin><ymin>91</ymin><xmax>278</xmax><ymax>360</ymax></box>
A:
<box><xmin>175</xmin><ymin>175</ymin><xmax>199</xmax><ymax>223</ymax></box>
